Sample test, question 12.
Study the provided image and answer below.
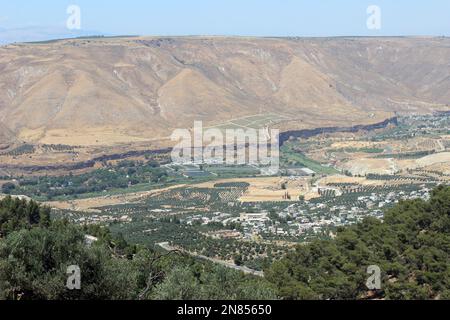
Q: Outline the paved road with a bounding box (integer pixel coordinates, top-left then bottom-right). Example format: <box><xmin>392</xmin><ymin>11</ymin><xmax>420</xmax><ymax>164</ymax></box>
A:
<box><xmin>157</xmin><ymin>242</ymin><xmax>264</xmax><ymax>277</ymax></box>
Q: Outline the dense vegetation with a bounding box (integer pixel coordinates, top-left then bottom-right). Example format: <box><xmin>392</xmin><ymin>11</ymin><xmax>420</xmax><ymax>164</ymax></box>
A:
<box><xmin>374</xmin><ymin>150</ymin><xmax>435</xmax><ymax>159</ymax></box>
<box><xmin>1</xmin><ymin>185</ymin><xmax>448</xmax><ymax>300</ymax></box>
<box><xmin>4</xmin><ymin>144</ymin><xmax>35</xmax><ymax>157</ymax></box>
<box><xmin>6</xmin><ymin>160</ymin><xmax>169</xmax><ymax>200</ymax></box>
<box><xmin>266</xmin><ymin>186</ymin><xmax>450</xmax><ymax>300</ymax></box>
<box><xmin>0</xmin><ymin>196</ymin><xmax>276</xmax><ymax>300</ymax></box>
<box><xmin>2</xmin><ymin>161</ymin><xmax>261</xmax><ymax>201</ymax></box>
<box><xmin>281</xmin><ymin>143</ymin><xmax>339</xmax><ymax>175</ymax></box>
<box><xmin>328</xmin><ymin>147</ymin><xmax>384</xmax><ymax>154</ymax></box>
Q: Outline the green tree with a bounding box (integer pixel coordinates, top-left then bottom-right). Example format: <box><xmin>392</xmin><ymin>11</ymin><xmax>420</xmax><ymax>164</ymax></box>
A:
<box><xmin>1</xmin><ymin>183</ymin><xmax>16</xmax><ymax>194</ymax></box>
<box><xmin>0</xmin><ymin>222</ymin><xmax>140</xmax><ymax>300</ymax></box>
<box><xmin>153</xmin><ymin>266</ymin><xmax>200</xmax><ymax>300</ymax></box>
<box><xmin>266</xmin><ymin>186</ymin><xmax>450</xmax><ymax>300</ymax></box>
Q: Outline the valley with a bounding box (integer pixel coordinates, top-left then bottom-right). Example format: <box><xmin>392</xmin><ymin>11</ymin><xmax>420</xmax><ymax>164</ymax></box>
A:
<box><xmin>2</xmin><ymin>112</ymin><xmax>448</xmax><ymax>273</ymax></box>
<box><xmin>1</xmin><ymin>35</ymin><xmax>449</xmax><ymax>283</ymax></box>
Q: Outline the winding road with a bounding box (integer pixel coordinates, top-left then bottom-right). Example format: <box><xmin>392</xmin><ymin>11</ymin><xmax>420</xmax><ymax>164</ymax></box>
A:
<box><xmin>157</xmin><ymin>242</ymin><xmax>264</xmax><ymax>277</ymax></box>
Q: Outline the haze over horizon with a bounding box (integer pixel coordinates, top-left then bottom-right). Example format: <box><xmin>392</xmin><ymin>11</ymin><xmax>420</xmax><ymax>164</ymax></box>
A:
<box><xmin>1</xmin><ymin>0</ymin><xmax>450</xmax><ymax>44</ymax></box>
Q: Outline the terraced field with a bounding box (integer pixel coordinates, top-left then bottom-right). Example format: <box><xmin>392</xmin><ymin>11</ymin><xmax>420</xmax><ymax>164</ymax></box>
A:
<box><xmin>207</xmin><ymin>113</ymin><xmax>290</xmax><ymax>132</ymax></box>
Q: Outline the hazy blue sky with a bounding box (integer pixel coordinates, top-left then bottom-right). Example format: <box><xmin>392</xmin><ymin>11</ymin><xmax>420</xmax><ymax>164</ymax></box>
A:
<box><xmin>1</xmin><ymin>0</ymin><xmax>450</xmax><ymax>36</ymax></box>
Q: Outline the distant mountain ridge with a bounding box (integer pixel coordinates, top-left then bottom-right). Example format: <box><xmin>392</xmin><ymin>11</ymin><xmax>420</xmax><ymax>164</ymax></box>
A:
<box><xmin>0</xmin><ymin>26</ymin><xmax>103</xmax><ymax>45</ymax></box>
<box><xmin>0</xmin><ymin>36</ymin><xmax>449</xmax><ymax>146</ymax></box>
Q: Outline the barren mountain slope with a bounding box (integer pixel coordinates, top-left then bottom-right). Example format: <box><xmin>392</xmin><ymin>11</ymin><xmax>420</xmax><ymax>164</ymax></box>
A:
<box><xmin>0</xmin><ymin>36</ymin><xmax>448</xmax><ymax>146</ymax></box>
<box><xmin>0</xmin><ymin>122</ymin><xmax>18</xmax><ymax>150</ymax></box>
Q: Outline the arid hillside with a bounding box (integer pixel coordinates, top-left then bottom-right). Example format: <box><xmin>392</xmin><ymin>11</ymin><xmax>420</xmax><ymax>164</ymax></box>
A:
<box><xmin>0</xmin><ymin>36</ymin><xmax>449</xmax><ymax>146</ymax></box>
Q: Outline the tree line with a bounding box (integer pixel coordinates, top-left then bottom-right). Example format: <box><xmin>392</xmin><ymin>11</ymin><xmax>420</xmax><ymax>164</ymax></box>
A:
<box><xmin>265</xmin><ymin>186</ymin><xmax>450</xmax><ymax>300</ymax></box>
<box><xmin>0</xmin><ymin>196</ymin><xmax>275</xmax><ymax>300</ymax></box>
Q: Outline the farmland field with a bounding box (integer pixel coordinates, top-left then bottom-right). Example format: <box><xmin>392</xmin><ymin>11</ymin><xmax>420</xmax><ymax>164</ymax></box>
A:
<box><xmin>4</xmin><ymin>113</ymin><xmax>449</xmax><ymax>277</ymax></box>
<box><xmin>207</xmin><ymin>113</ymin><xmax>290</xmax><ymax>132</ymax></box>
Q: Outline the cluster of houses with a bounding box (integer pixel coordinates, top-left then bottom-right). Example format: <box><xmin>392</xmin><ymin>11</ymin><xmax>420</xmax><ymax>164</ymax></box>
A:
<box><xmin>179</xmin><ymin>185</ymin><xmax>432</xmax><ymax>241</ymax></box>
<box><xmin>71</xmin><ymin>213</ymin><xmax>132</xmax><ymax>225</ymax></box>
<box><xmin>268</xmin><ymin>186</ymin><xmax>432</xmax><ymax>237</ymax></box>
